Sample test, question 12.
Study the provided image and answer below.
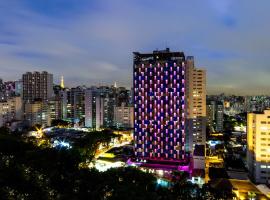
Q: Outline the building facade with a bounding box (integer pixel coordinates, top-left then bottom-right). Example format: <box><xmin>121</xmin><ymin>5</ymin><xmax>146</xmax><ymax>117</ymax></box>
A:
<box><xmin>185</xmin><ymin>56</ymin><xmax>206</xmax><ymax>152</ymax></box>
<box><xmin>24</xmin><ymin>100</ymin><xmax>51</xmax><ymax>127</ymax></box>
<box><xmin>22</xmin><ymin>71</ymin><xmax>53</xmax><ymax>102</ymax></box>
<box><xmin>206</xmin><ymin>100</ymin><xmax>224</xmax><ymax>133</ymax></box>
<box><xmin>247</xmin><ymin>110</ymin><xmax>270</xmax><ymax>184</ymax></box>
<box><xmin>133</xmin><ymin>48</ymin><xmax>186</xmax><ymax>160</ymax></box>
<box><xmin>66</xmin><ymin>86</ymin><xmax>85</xmax><ymax>124</ymax></box>
<box><xmin>206</xmin><ymin>101</ymin><xmax>215</xmax><ymax>128</ymax></box>
<box><xmin>85</xmin><ymin>87</ymin><xmax>104</xmax><ymax>130</ymax></box>
<box><xmin>114</xmin><ymin>103</ymin><xmax>134</xmax><ymax>128</ymax></box>
<box><xmin>215</xmin><ymin>102</ymin><xmax>224</xmax><ymax>132</ymax></box>
<box><xmin>0</xmin><ymin>96</ymin><xmax>22</xmax><ymax>126</ymax></box>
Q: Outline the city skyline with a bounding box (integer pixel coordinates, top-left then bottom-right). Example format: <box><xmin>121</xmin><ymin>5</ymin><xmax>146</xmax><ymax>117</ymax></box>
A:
<box><xmin>1</xmin><ymin>1</ymin><xmax>270</xmax><ymax>95</ymax></box>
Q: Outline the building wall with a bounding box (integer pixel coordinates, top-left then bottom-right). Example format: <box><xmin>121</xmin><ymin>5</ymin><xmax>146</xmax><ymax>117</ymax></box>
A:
<box><xmin>216</xmin><ymin>103</ymin><xmax>224</xmax><ymax>132</ymax></box>
<box><xmin>85</xmin><ymin>88</ymin><xmax>104</xmax><ymax>130</ymax></box>
<box><xmin>67</xmin><ymin>87</ymin><xmax>85</xmax><ymax>123</ymax></box>
<box><xmin>48</xmin><ymin>99</ymin><xmax>62</xmax><ymax>121</ymax></box>
<box><xmin>192</xmin><ymin>69</ymin><xmax>206</xmax><ymax>117</ymax></box>
<box><xmin>0</xmin><ymin>96</ymin><xmax>22</xmax><ymax>126</ymax></box>
<box><xmin>95</xmin><ymin>94</ymin><xmax>104</xmax><ymax>130</ymax></box>
<box><xmin>114</xmin><ymin>103</ymin><xmax>134</xmax><ymax>128</ymax></box>
<box><xmin>247</xmin><ymin>110</ymin><xmax>270</xmax><ymax>184</ymax></box>
<box><xmin>185</xmin><ymin>56</ymin><xmax>207</xmax><ymax>152</ymax></box>
<box><xmin>24</xmin><ymin>101</ymin><xmax>51</xmax><ymax>127</ymax></box>
<box><xmin>193</xmin><ymin>156</ymin><xmax>205</xmax><ymax>169</ymax></box>
<box><xmin>85</xmin><ymin>89</ymin><xmax>93</xmax><ymax>128</ymax></box>
<box><xmin>206</xmin><ymin>103</ymin><xmax>214</xmax><ymax>127</ymax></box>
<box><xmin>60</xmin><ymin>90</ymin><xmax>67</xmax><ymax>119</ymax></box>
<box><xmin>0</xmin><ymin>101</ymin><xmax>9</xmax><ymax>126</ymax></box>
<box><xmin>22</xmin><ymin>71</ymin><xmax>53</xmax><ymax>102</ymax></box>
<box><xmin>133</xmin><ymin>49</ymin><xmax>186</xmax><ymax>160</ymax></box>
<box><xmin>8</xmin><ymin>96</ymin><xmax>23</xmax><ymax>121</ymax></box>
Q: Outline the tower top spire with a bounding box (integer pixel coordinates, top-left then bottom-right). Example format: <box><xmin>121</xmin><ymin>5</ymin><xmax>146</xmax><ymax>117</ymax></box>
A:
<box><xmin>60</xmin><ymin>76</ymin><xmax>64</xmax><ymax>89</ymax></box>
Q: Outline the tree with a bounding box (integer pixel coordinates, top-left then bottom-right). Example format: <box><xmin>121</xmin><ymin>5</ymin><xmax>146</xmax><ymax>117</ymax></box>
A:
<box><xmin>51</xmin><ymin>119</ymin><xmax>69</xmax><ymax>127</ymax></box>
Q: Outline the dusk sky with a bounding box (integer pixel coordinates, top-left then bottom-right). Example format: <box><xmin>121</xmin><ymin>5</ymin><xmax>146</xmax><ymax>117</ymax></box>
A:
<box><xmin>1</xmin><ymin>0</ymin><xmax>270</xmax><ymax>95</ymax></box>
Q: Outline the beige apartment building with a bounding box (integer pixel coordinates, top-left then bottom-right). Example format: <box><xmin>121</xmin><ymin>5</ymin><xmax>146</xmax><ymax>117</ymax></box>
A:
<box><xmin>0</xmin><ymin>96</ymin><xmax>22</xmax><ymax>126</ymax></box>
<box><xmin>185</xmin><ymin>56</ymin><xmax>206</xmax><ymax>152</ymax></box>
<box><xmin>247</xmin><ymin>109</ymin><xmax>270</xmax><ymax>184</ymax></box>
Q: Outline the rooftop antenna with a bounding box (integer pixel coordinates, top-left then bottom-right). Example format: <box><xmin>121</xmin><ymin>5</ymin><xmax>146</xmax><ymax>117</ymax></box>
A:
<box><xmin>165</xmin><ymin>41</ymin><xmax>170</xmax><ymax>51</ymax></box>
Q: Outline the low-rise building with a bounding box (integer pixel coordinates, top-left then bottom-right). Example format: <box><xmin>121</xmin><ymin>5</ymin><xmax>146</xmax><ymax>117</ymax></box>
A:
<box><xmin>0</xmin><ymin>96</ymin><xmax>22</xmax><ymax>126</ymax></box>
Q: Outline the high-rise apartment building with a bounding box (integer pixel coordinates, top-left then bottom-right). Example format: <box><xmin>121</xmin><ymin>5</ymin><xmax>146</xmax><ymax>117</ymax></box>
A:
<box><xmin>206</xmin><ymin>101</ymin><xmax>215</xmax><ymax>127</ymax></box>
<box><xmin>215</xmin><ymin>102</ymin><xmax>224</xmax><ymax>132</ymax></box>
<box><xmin>84</xmin><ymin>85</ymin><xmax>131</xmax><ymax>129</ymax></box>
<box><xmin>133</xmin><ymin>48</ymin><xmax>186</xmax><ymax>160</ymax></box>
<box><xmin>206</xmin><ymin>100</ymin><xmax>224</xmax><ymax>133</ymax></box>
<box><xmin>22</xmin><ymin>71</ymin><xmax>53</xmax><ymax>102</ymax></box>
<box><xmin>53</xmin><ymin>85</ymin><xmax>67</xmax><ymax>120</ymax></box>
<box><xmin>24</xmin><ymin>99</ymin><xmax>51</xmax><ymax>127</ymax></box>
<box><xmin>185</xmin><ymin>56</ymin><xmax>206</xmax><ymax>152</ymax></box>
<box><xmin>85</xmin><ymin>87</ymin><xmax>104</xmax><ymax>130</ymax></box>
<box><xmin>247</xmin><ymin>110</ymin><xmax>270</xmax><ymax>184</ymax></box>
<box><xmin>48</xmin><ymin>99</ymin><xmax>62</xmax><ymax>122</ymax></box>
<box><xmin>15</xmin><ymin>80</ymin><xmax>23</xmax><ymax>96</ymax></box>
<box><xmin>114</xmin><ymin>103</ymin><xmax>134</xmax><ymax>128</ymax></box>
<box><xmin>66</xmin><ymin>86</ymin><xmax>85</xmax><ymax>123</ymax></box>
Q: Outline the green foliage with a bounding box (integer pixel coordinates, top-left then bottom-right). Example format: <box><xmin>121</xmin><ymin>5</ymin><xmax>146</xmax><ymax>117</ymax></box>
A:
<box><xmin>0</xmin><ymin>132</ymin><xmax>226</xmax><ymax>199</ymax></box>
<box><xmin>0</xmin><ymin>126</ymin><xmax>9</xmax><ymax>135</ymax></box>
<box><xmin>74</xmin><ymin>130</ymin><xmax>120</xmax><ymax>161</ymax></box>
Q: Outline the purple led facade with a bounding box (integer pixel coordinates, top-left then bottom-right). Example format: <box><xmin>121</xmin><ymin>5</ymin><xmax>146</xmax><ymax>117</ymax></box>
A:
<box><xmin>134</xmin><ymin>51</ymin><xmax>186</xmax><ymax>161</ymax></box>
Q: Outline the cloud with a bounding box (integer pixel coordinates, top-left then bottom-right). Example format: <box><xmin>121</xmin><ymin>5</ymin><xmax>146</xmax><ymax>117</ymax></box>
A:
<box><xmin>0</xmin><ymin>0</ymin><xmax>270</xmax><ymax>94</ymax></box>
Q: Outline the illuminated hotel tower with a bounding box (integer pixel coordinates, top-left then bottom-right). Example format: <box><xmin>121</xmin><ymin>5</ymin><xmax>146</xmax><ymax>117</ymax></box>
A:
<box><xmin>133</xmin><ymin>48</ymin><xmax>186</xmax><ymax>161</ymax></box>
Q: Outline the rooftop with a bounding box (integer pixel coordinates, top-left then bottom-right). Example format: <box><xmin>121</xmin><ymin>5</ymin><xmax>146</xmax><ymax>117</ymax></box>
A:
<box><xmin>133</xmin><ymin>48</ymin><xmax>185</xmax><ymax>64</ymax></box>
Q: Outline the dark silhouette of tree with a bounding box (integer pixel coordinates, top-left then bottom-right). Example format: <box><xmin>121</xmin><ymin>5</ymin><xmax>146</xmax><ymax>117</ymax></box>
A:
<box><xmin>51</xmin><ymin>119</ymin><xmax>70</xmax><ymax>127</ymax></box>
<box><xmin>0</xmin><ymin>131</ymin><xmax>226</xmax><ymax>199</ymax></box>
